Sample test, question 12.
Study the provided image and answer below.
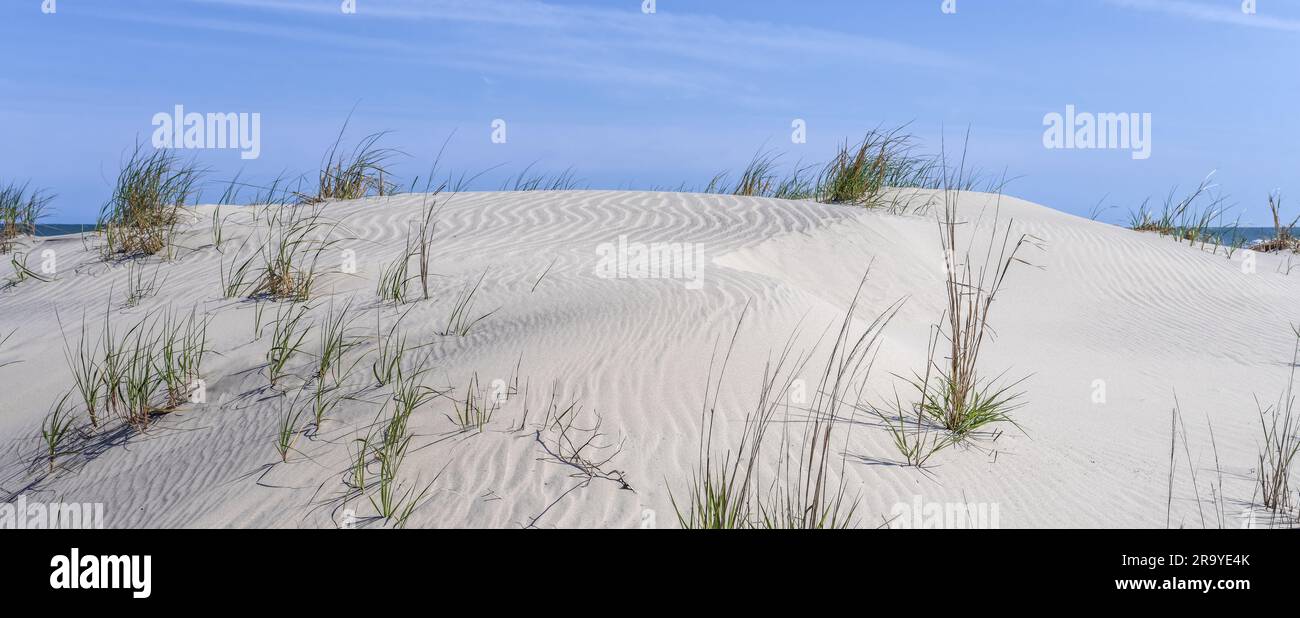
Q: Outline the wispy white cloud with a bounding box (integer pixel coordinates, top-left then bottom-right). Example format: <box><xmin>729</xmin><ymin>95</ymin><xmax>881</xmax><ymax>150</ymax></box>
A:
<box><xmin>1105</xmin><ymin>0</ymin><xmax>1300</xmax><ymax>32</ymax></box>
<box><xmin>147</xmin><ymin>0</ymin><xmax>969</xmax><ymax>96</ymax></box>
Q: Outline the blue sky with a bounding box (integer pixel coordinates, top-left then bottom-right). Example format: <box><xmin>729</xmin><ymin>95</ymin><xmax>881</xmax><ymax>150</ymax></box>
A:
<box><xmin>2</xmin><ymin>0</ymin><xmax>1296</xmax><ymax>224</ymax></box>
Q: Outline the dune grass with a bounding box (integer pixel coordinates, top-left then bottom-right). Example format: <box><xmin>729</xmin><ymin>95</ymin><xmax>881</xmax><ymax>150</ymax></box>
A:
<box><xmin>315</xmin><ymin>298</ymin><xmax>359</xmax><ymax>382</ymax></box>
<box><xmin>450</xmin><ymin>373</ymin><xmax>497</xmax><ymax>433</ymax></box>
<box><xmin>219</xmin><ymin>237</ymin><xmax>258</xmax><ymax>298</ymax></box>
<box><xmin>267</xmin><ymin>302</ymin><xmax>312</xmax><ymax>387</ymax></box>
<box><xmin>363</xmin><ymin>358</ymin><xmax>437</xmax><ymax>525</ymax></box>
<box><xmin>673</xmin><ymin>275</ymin><xmax>901</xmax><ymax>529</ymax></box>
<box><xmin>7</xmin><ymin>251</ymin><xmax>52</xmax><ymax>284</ymax></box>
<box><xmin>41</xmin><ymin>392</ymin><xmax>78</xmax><ymax>472</ymax></box>
<box><xmin>1127</xmin><ymin>173</ymin><xmax>1238</xmax><ymax>249</ymax></box>
<box><xmin>371</xmin><ymin>315</ymin><xmax>409</xmax><ymax>389</ymax></box>
<box><xmin>123</xmin><ymin>260</ymin><xmax>163</xmax><ymax>308</ymax></box>
<box><xmin>302</xmin><ymin>117</ymin><xmax>400</xmax><ymax>204</ymax></box>
<box><xmin>502</xmin><ymin>163</ymin><xmax>583</xmax><ymax>192</ymax></box>
<box><xmin>376</xmin><ymin>244</ymin><xmax>413</xmax><ymax>305</ymax></box>
<box><xmin>699</xmin><ymin>126</ymin><xmax>976</xmax><ymax>215</ymax></box>
<box><xmin>413</xmin><ymin>194</ymin><xmax>440</xmax><ymax>301</ymax></box>
<box><xmin>0</xmin><ymin>181</ymin><xmax>53</xmax><ymax>253</ymax></box>
<box><xmin>98</xmin><ymin>144</ymin><xmax>204</xmax><ymax>259</ymax></box>
<box><xmin>274</xmin><ymin>396</ymin><xmax>305</xmax><ymax>463</ymax></box>
<box><xmin>1254</xmin><ymin>192</ymin><xmax>1299</xmax><ymax>254</ymax></box>
<box><xmin>1164</xmin><ymin>394</ymin><xmax>1230</xmax><ymax>529</ymax></box>
<box><xmin>871</xmin><ymin>334</ymin><xmax>953</xmax><ymax>468</ymax></box>
<box><xmin>438</xmin><ymin>269</ymin><xmax>496</xmax><ymax>336</ymax></box>
<box><xmin>1256</xmin><ymin>329</ymin><xmax>1300</xmax><ymax>515</ymax></box>
<box><xmin>55</xmin><ymin>307</ymin><xmax>205</xmax><ymax>433</ymax></box>
<box><xmin>909</xmin><ymin>141</ymin><xmax>1040</xmax><ymax>440</ymax></box>
<box><xmin>249</xmin><ymin>203</ymin><xmax>342</xmax><ymax>301</ymax></box>
<box><xmin>158</xmin><ymin>309</ymin><xmax>209</xmax><ymax>408</ymax></box>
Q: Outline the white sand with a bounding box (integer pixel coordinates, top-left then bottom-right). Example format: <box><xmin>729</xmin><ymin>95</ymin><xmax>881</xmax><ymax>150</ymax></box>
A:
<box><xmin>1</xmin><ymin>189</ymin><xmax>1295</xmax><ymax>528</ymax></box>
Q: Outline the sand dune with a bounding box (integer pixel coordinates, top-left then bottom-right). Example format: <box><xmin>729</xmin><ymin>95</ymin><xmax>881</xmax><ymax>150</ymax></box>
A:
<box><xmin>1</xmin><ymin>189</ymin><xmax>1295</xmax><ymax>528</ymax></box>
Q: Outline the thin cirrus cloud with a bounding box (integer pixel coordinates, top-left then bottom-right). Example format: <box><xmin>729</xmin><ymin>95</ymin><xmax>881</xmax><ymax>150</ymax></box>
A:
<box><xmin>168</xmin><ymin>0</ymin><xmax>972</xmax><ymax>94</ymax></box>
<box><xmin>1104</xmin><ymin>0</ymin><xmax>1300</xmax><ymax>32</ymax></box>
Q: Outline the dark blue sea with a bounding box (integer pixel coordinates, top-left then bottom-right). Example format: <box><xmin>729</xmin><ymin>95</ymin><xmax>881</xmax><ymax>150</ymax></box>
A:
<box><xmin>30</xmin><ymin>224</ymin><xmax>96</xmax><ymax>237</ymax></box>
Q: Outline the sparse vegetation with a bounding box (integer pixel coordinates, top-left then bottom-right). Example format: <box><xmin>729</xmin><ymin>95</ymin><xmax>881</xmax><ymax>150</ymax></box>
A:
<box><xmin>1255</xmin><ymin>191</ymin><xmax>1298</xmax><ymax>254</ymax></box>
<box><xmin>250</xmin><ymin>203</ymin><xmax>342</xmax><ymax>301</ymax></box>
<box><xmin>7</xmin><ymin>251</ymin><xmax>52</xmax><ymax>284</ymax></box>
<box><xmin>673</xmin><ymin>277</ymin><xmax>901</xmax><ymax>529</ymax></box>
<box><xmin>267</xmin><ymin>302</ymin><xmax>312</xmax><ymax>387</ymax></box>
<box><xmin>449</xmin><ymin>373</ymin><xmax>497</xmax><ymax>432</ymax></box>
<box><xmin>871</xmin><ymin>333</ymin><xmax>952</xmax><ymax>468</ymax></box>
<box><xmin>303</xmin><ymin>117</ymin><xmax>399</xmax><ymax>203</ymax></box>
<box><xmin>41</xmin><ymin>392</ymin><xmax>78</xmax><ymax>472</ymax></box>
<box><xmin>124</xmin><ymin>260</ymin><xmax>163</xmax><ymax>307</ymax></box>
<box><xmin>274</xmin><ymin>396</ymin><xmax>305</xmax><ymax>463</ymax></box>
<box><xmin>1</xmin><ymin>181</ymin><xmax>53</xmax><ymax>253</ymax></box>
<box><xmin>1256</xmin><ymin>329</ymin><xmax>1300</xmax><ymax>516</ymax></box>
<box><xmin>1127</xmin><ymin>173</ymin><xmax>1240</xmax><ymax>251</ymax></box>
<box><xmin>438</xmin><ymin>269</ymin><xmax>496</xmax><ymax>336</ymax></box>
<box><xmin>98</xmin><ymin>144</ymin><xmax>203</xmax><ymax>259</ymax></box>
<box><xmin>913</xmin><ymin>149</ymin><xmax>1039</xmax><ymax>440</ymax></box>
<box><xmin>699</xmin><ymin>126</ymin><xmax>984</xmax><ymax>215</ymax></box>
<box><xmin>376</xmin><ymin>244</ymin><xmax>413</xmax><ymax>304</ymax></box>
<box><xmin>371</xmin><ymin>309</ymin><xmax>409</xmax><ymax>387</ymax></box>
<box><xmin>354</xmin><ymin>354</ymin><xmax>437</xmax><ymax>525</ymax></box>
<box><xmin>158</xmin><ymin>309</ymin><xmax>209</xmax><ymax>409</ymax></box>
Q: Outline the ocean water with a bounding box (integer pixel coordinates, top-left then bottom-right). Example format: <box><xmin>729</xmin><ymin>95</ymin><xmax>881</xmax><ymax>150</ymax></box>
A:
<box><xmin>30</xmin><ymin>224</ymin><xmax>96</xmax><ymax>237</ymax></box>
<box><xmin>1206</xmin><ymin>227</ymin><xmax>1285</xmax><ymax>246</ymax></box>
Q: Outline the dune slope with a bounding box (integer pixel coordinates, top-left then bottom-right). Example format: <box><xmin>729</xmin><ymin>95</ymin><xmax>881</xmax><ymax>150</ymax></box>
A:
<box><xmin>1</xmin><ymin>189</ymin><xmax>1295</xmax><ymax>528</ymax></box>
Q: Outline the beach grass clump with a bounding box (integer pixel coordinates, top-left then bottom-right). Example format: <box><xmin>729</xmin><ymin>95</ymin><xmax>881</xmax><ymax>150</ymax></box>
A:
<box><xmin>219</xmin><ymin>238</ymin><xmax>259</xmax><ymax>298</ymax></box>
<box><xmin>98</xmin><ymin>145</ymin><xmax>204</xmax><ymax>259</ymax></box>
<box><xmin>913</xmin><ymin>145</ymin><xmax>1039</xmax><ymax>440</ymax></box>
<box><xmin>1256</xmin><ymin>329</ymin><xmax>1300</xmax><ymax>514</ymax></box>
<box><xmin>351</xmin><ymin>356</ymin><xmax>437</xmax><ymax>525</ymax></box>
<box><xmin>413</xmin><ymin>195</ymin><xmax>439</xmax><ymax>300</ymax></box>
<box><xmin>158</xmin><ymin>309</ymin><xmax>209</xmax><ymax>409</ymax></box>
<box><xmin>870</xmin><ymin>362</ymin><xmax>953</xmax><ymax>468</ymax></box>
<box><xmin>371</xmin><ymin>309</ymin><xmax>409</xmax><ymax>387</ymax></box>
<box><xmin>304</xmin><ymin>119</ymin><xmax>399</xmax><ymax>203</ymax></box>
<box><xmin>699</xmin><ymin>126</ymin><xmax>959</xmax><ymax>214</ymax></box>
<box><xmin>438</xmin><ymin>269</ymin><xmax>496</xmax><ymax>336</ymax></box>
<box><xmin>1127</xmin><ymin>173</ymin><xmax>1236</xmax><ymax>248</ymax></box>
<box><xmin>376</xmin><ymin>245</ymin><xmax>414</xmax><ymax>304</ymax></box>
<box><xmin>58</xmin><ymin>308</ymin><xmax>208</xmax><ymax>431</ymax></box>
<box><xmin>673</xmin><ymin>279</ymin><xmax>900</xmax><ymax>529</ymax></box>
<box><xmin>266</xmin><ymin>302</ymin><xmax>312</xmax><ymax>387</ymax></box>
<box><xmin>450</xmin><ymin>373</ymin><xmax>497</xmax><ymax>432</ymax></box>
<box><xmin>41</xmin><ymin>392</ymin><xmax>78</xmax><ymax>472</ymax></box>
<box><xmin>119</xmin><ymin>321</ymin><xmax>165</xmax><ymax>430</ymax></box>
<box><xmin>0</xmin><ymin>181</ymin><xmax>53</xmax><ymax>252</ymax></box>
<box><xmin>274</xmin><ymin>396</ymin><xmax>305</xmax><ymax>463</ymax></box>
<box><xmin>817</xmin><ymin>127</ymin><xmax>942</xmax><ymax>207</ymax></box>
<box><xmin>250</xmin><ymin>203</ymin><xmax>342</xmax><ymax>301</ymax></box>
<box><xmin>729</xmin><ymin>151</ymin><xmax>782</xmax><ymax>198</ymax></box>
<box><xmin>503</xmin><ymin>163</ymin><xmax>583</xmax><ymax>192</ymax></box>
<box><xmin>1254</xmin><ymin>192</ymin><xmax>1299</xmax><ymax>254</ymax></box>
<box><xmin>316</xmin><ymin>298</ymin><xmax>360</xmax><ymax>384</ymax></box>
<box><xmin>59</xmin><ymin>316</ymin><xmax>104</xmax><ymax>429</ymax></box>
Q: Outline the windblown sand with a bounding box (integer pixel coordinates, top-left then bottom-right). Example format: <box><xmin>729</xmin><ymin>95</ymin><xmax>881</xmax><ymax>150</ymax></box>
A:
<box><xmin>1</xmin><ymin>189</ymin><xmax>1295</xmax><ymax>528</ymax></box>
